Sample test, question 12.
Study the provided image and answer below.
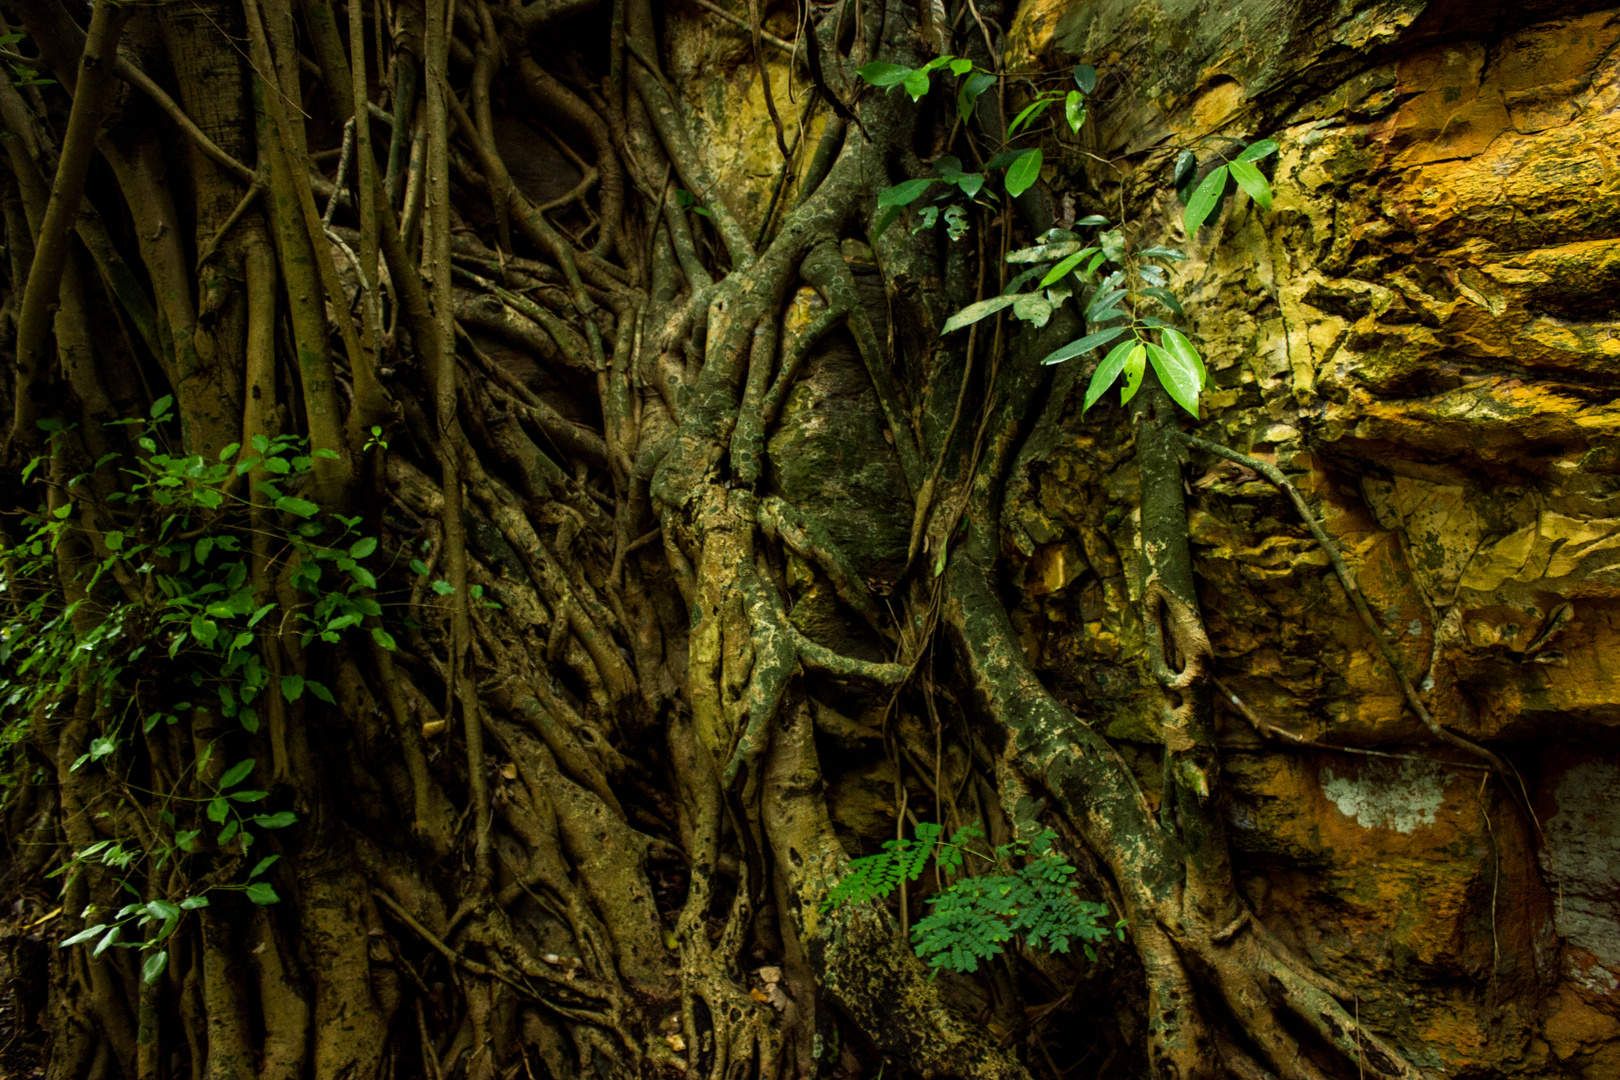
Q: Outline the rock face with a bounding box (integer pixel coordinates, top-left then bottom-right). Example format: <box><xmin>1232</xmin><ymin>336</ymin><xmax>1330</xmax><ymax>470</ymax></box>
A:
<box><xmin>1004</xmin><ymin>0</ymin><xmax>1620</xmax><ymax>1075</ymax></box>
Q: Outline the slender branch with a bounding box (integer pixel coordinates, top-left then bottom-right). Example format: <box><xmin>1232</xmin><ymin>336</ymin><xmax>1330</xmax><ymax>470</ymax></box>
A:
<box><xmin>9</xmin><ymin>0</ymin><xmax>130</xmax><ymax>450</ymax></box>
<box><xmin>112</xmin><ymin>55</ymin><xmax>257</xmax><ymax>184</ymax></box>
<box><xmin>1181</xmin><ymin>434</ymin><xmax>1516</xmax><ymax>779</ymax></box>
<box><xmin>691</xmin><ymin>0</ymin><xmax>797</xmax><ymax>54</ymax></box>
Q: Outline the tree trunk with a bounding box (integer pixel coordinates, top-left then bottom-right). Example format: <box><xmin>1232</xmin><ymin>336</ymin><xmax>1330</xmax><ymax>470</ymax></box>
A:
<box><xmin>1</xmin><ymin>0</ymin><xmax>1616</xmax><ymax>1078</ymax></box>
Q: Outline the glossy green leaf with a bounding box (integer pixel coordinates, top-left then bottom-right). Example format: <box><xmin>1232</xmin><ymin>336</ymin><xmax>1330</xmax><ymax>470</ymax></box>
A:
<box><xmin>219</xmin><ymin>758</ymin><xmax>254</xmax><ymax>789</ymax></box>
<box><xmin>244</xmin><ymin>882</ymin><xmax>279</xmax><ymax>906</ymax></box>
<box><xmin>1228</xmin><ymin>159</ymin><xmax>1272</xmax><ymax>210</ymax></box>
<box><xmin>253</xmin><ymin>811</ymin><xmax>298</xmax><ymax>829</ymax></box>
<box><xmin>142</xmin><ymin>950</ymin><xmax>168</xmax><ymax>985</ymax></box>
<box><xmin>1147</xmin><ymin>343</ymin><xmax>1200</xmax><ymax>417</ymax></box>
<box><xmin>1141</xmin><ymin>287</ymin><xmax>1183</xmax><ymax>314</ymax></box>
<box><xmin>1039</xmin><ymin>247</ymin><xmax>1099</xmax><ymax>288</ymax></box>
<box><xmin>856</xmin><ymin>62</ymin><xmax>910</xmax><ymax>87</ymax></box>
<box><xmin>1072</xmin><ymin>65</ymin><xmax>1097</xmax><ymax>93</ymax></box>
<box><xmin>60</xmin><ymin>923</ymin><xmax>108</xmax><ymax>948</ymax></box>
<box><xmin>1083</xmin><ymin>338</ymin><xmax>1139</xmax><ymax>412</ymax></box>
<box><xmin>903</xmin><ymin>68</ymin><xmax>930</xmax><ymax>100</ymax></box>
<box><xmin>280</xmin><ymin>674</ymin><xmax>304</xmax><ymax>702</ymax></box>
<box><xmin>1064</xmin><ymin>90</ymin><xmax>1086</xmax><ymax>133</ymax></box>
<box><xmin>1160</xmin><ymin>327</ymin><xmax>1207</xmax><ymax>385</ymax></box>
<box><xmin>1042</xmin><ymin>326</ymin><xmax>1129</xmax><ymax>367</ymax></box>
<box><xmin>1007</xmin><ymin>96</ymin><xmax>1053</xmax><ymax>137</ymax></box>
<box><xmin>1004</xmin><ymin>149</ymin><xmax>1043</xmax><ymax>198</ymax></box>
<box><xmin>958</xmin><ymin>72</ymin><xmax>995</xmax><ymax>120</ymax></box>
<box><xmin>878</xmin><ymin>178</ymin><xmax>937</xmax><ymax>207</ymax></box>
<box><xmin>1119</xmin><ymin>344</ymin><xmax>1147</xmax><ymax>405</ymax></box>
<box><xmin>1182</xmin><ymin>165</ymin><xmax>1228</xmax><ymax>235</ymax></box>
<box><xmin>941</xmin><ymin>294</ymin><xmax>1018</xmax><ymax>333</ymax></box>
<box><xmin>1236</xmin><ymin>138</ymin><xmax>1279</xmax><ymax>163</ymax></box>
<box><xmin>275</xmin><ymin>496</ymin><xmax>320</xmax><ymax>519</ymax></box>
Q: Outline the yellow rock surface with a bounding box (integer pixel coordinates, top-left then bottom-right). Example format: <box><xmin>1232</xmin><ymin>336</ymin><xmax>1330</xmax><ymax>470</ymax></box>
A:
<box><xmin>1004</xmin><ymin>0</ymin><xmax>1620</xmax><ymax>1072</ymax></box>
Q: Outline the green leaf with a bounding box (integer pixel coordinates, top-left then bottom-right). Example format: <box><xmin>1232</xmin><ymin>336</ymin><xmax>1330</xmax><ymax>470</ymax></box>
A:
<box><xmin>60</xmin><ymin>923</ymin><xmax>108</xmax><ymax>948</ymax></box>
<box><xmin>1042</xmin><ymin>326</ymin><xmax>1129</xmax><ymax>367</ymax></box>
<box><xmin>305</xmin><ymin>680</ymin><xmax>335</xmax><ymax>705</ymax></box>
<box><xmin>1141</xmin><ymin>287</ymin><xmax>1184</xmax><ymax>314</ymax></box>
<box><xmin>371</xmin><ymin>627</ymin><xmax>398</xmax><ymax>650</ymax></box>
<box><xmin>1083</xmin><ymin>338</ymin><xmax>1139</xmax><ymax>411</ymax></box>
<box><xmin>219</xmin><ymin>758</ymin><xmax>255</xmax><ymax>789</ymax></box>
<box><xmin>92</xmin><ymin>926</ymin><xmax>121</xmax><ymax>958</ymax></box>
<box><xmin>1173</xmin><ymin>149</ymin><xmax>1197</xmax><ymax>196</ymax></box>
<box><xmin>1236</xmin><ymin>138</ymin><xmax>1279</xmax><ymax>163</ymax></box>
<box><xmin>949</xmin><ymin>58</ymin><xmax>972</xmax><ymax>76</ymax></box>
<box><xmin>1012</xmin><ymin>293</ymin><xmax>1053</xmax><ymax>328</ymax></box>
<box><xmin>431</xmin><ymin>580</ymin><xmax>456</xmax><ymax>596</ymax></box>
<box><xmin>275</xmin><ymin>496</ymin><xmax>320</xmax><ymax>518</ymax></box>
<box><xmin>1007</xmin><ymin>239</ymin><xmax>1088</xmax><ymax>263</ymax></box>
<box><xmin>941</xmin><ymin>294</ymin><xmax>1017</xmax><ymax>334</ymax></box>
<box><xmin>206</xmin><ymin>798</ymin><xmax>229</xmax><ymax>823</ymax></box>
<box><xmin>1160</xmin><ymin>327</ymin><xmax>1207</xmax><ymax>385</ymax></box>
<box><xmin>856</xmin><ymin>62</ymin><xmax>911</xmax><ymax>87</ymax></box>
<box><xmin>872</xmin><ymin>204</ymin><xmax>903</xmax><ymax>241</ymax></box>
<box><xmin>190</xmin><ymin>614</ymin><xmax>218</xmax><ymax>647</ymax></box>
<box><xmin>877</xmin><ymin>178</ymin><xmax>937</xmax><ymax>207</ymax></box>
<box><xmin>142</xmin><ymin>949</ymin><xmax>168</xmax><ymax>985</ymax></box>
<box><xmin>1007</xmin><ymin>96</ymin><xmax>1053</xmax><ymax>138</ymax></box>
<box><xmin>349</xmin><ymin>565</ymin><xmax>377</xmax><ymax>589</ymax></box>
<box><xmin>1064</xmin><ymin>90</ymin><xmax>1086</xmax><ymax>133</ymax></box>
<box><xmin>1183</xmin><ymin>165</ymin><xmax>1228</xmax><ymax>234</ymax></box>
<box><xmin>244</xmin><ymin>882</ymin><xmax>279</xmax><ymax>905</ymax></box>
<box><xmin>1119</xmin><ymin>343</ymin><xmax>1148</xmax><ymax>404</ymax></box>
<box><xmin>280</xmin><ymin>674</ymin><xmax>305</xmax><ymax>702</ymax></box>
<box><xmin>230</xmin><ymin>789</ymin><xmax>268</xmax><ymax>802</ymax></box>
<box><xmin>150</xmin><ymin>395</ymin><xmax>175</xmax><ymax>419</ymax></box>
<box><xmin>179</xmin><ymin>896</ymin><xmax>210</xmax><ymax>910</ymax></box>
<box><xmin>253</xmin><ymin>811</ymin><xmax>298</xmax><ymax>829</ymax></box>
<box><xmin>957</xmin><ymin>71</ymin><xmax>995</xmax><ymax>121</ymax></box>
<box><xmin>104</xmin><ymin>530</ymin><xmax>124</xmax><ymax>552</ymax></box>
<box><xmin>903</xmin><ymin>67</ymin><xmax>930</xmax><ymax>100</ymax></box>
<box><xmin>1147</xmin><ymin>343</ymin><xmax>1201</xmax><ymax>417</ymax></box>
<box><xmin>348</xmin><ymin>537</ymin><xmax>378</xmax><ymax>559</ymax></box>
<box><xmin>1228</xmin><ymin>158</ymin><xmax>1272</xmax><ymax>210</ymax></box>
<box><xmin>1039</xmin><ymin>247</ymin><xmax>1098</xmax><ymax>288</ymax></box>
<box><xmin>250</xmin><ymin>855</ymin><xmax>280</xmax><ymax>878</ymax></box>
<box><xmin>1072</xmin><ymin>65</ymin><xmax>1097</xmax><ymax>93</ymax></box>
<box><xmin>1004</xmin><ymin>149</ymin><xmax>1043</xmax><ymax>198</ymax></box>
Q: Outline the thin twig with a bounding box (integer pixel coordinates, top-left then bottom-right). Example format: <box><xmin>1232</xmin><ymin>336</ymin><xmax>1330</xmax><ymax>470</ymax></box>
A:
<box><xmin>113</xmin><ymin>55</ymin><xmax>257</xmax><ymax>184</ymax></box>
<box><xmin>1182</xmin><ymin>435</ymin><xmax>1520</xmax><ymax>781</ymax></box>
<box><xmin>690</xmin><ymin>0</ymin><xmax>797</xmax><ymax>54</ymax></box>
<box><xmin>1213</xmin><ymin>677</ymin><xmax>1489</xmax><ymax>771</ymax></box>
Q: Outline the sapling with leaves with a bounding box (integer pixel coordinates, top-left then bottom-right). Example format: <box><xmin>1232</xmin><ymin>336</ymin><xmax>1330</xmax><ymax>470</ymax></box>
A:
<box><xmin>858</xmin><ymin>58</ymin><xmax>1098</xmax><ymax>240</ymax></box>
<box><xmin>0</xmin><ymin>395</ymin><xmax>415</xmax><ymax>990</ymax></box>
<box><xmin>824</xmin><ymin>822</ymin><xmax>1125</xmax><ymax>974</ymax></box>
